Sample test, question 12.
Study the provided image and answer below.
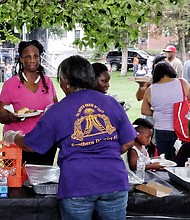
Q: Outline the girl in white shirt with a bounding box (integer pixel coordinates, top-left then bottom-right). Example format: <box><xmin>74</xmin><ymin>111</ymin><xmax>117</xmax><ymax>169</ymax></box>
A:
<box><xmin>127</xmin><ymin>118</ymin><xmax>164</xmax><ymax>171</ymax></box>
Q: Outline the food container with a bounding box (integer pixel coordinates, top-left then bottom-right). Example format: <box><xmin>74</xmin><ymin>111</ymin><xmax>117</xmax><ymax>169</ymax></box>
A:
<box><xmin>25</xmin><ymin>164</ymin><xmax>60</xmax><ymax>195</ymax></box>
<box><xmin>165</xmin><ymin>167</ymin><xmax>190</xmax><ymax>190</ymax></box>
<box><xmin>33</xmin><ymin>183</ymin><xmax>58</xmax><ymax>195</ymax></box>
<box><xmin>25</xmin><ymin>164</ymin><xmax>60</xmax><ymax>185</ymax></box>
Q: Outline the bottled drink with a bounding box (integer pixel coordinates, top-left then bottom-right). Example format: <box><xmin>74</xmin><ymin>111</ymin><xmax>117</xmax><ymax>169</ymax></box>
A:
<box><xmin>136</xmin><ymin>156</ymin><xmax>145</xmax><ymax>183</ymax></box>
<box><xmin>185</xmin><ymin>158</ymin><xmax>190</xmax><ymax>167</ymax></box>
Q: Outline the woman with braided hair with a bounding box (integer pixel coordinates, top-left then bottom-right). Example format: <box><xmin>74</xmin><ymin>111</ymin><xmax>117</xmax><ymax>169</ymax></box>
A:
<box><xmin>0</xmin><ymin>40</ymin><xmax>58</xmax><ymax>165</ymax></box>
<box><xmin>16</xmin><ymin>40</ymin><xmax>49</xmax><ymax>94</ymax></box>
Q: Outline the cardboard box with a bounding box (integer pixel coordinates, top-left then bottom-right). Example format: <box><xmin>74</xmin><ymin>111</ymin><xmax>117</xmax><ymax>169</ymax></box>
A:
<box><xmin>135</xmin><ymin>182</ymin><xmax>173</xmax><ymax>197</ymax></box>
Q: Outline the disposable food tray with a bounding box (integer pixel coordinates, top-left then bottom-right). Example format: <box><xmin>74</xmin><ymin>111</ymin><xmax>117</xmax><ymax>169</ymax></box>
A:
<box><xmin>25</xmin><ymin>164</ymin><xmax>60</xmax><ymax>185</ymax></box>
<box><xmin>33</xmin><ymin>183</ymin><xmax>58</xmax><ymax>195</ymax></box>
<box><xmin>25</xmin><ymin>164</ymin><xmax>60</xmax><ymax>195</ymax></box>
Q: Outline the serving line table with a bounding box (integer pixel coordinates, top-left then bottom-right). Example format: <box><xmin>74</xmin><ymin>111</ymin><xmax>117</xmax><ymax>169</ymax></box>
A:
<box><xmin>0</xmin><ymin>187</ymin><xmax>61</xmax><ymax>220</ymax></box>
<box><xmin>127</xmin><ymin>170</ymin><xmax>190</xmax><ymax>220</ymax></box>
<box><xmin>1</xmin><ymin>170</ymin><xmax>190</xmax><ymax>220</ymax></box>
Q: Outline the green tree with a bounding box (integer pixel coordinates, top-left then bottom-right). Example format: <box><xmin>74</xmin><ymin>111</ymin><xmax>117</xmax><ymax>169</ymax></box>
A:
<box><xmin>149</xmin><ymin>0</ymin><xmax>190</xmax><ymax>62</ymax></box>
<box><xmin>165</xmin><ymin>0</ymin><xmax>190</xmax><ymax>62</ymax></box>
<box><xmin>73</xmin><ymin>0</ymin><xmax>179</xmax><ymax>75</ymax></box>
<box><xmin>0</xmin><ymin>0</ymin><xmax>179</xmax><ymax>73</ymax></box>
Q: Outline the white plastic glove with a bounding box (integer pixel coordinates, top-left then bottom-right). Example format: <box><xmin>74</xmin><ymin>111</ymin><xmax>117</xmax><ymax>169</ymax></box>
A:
<box><xmin>3</xmin><ymin>130</ymin><xmax>22</xmax><ymax>147</ymax></box>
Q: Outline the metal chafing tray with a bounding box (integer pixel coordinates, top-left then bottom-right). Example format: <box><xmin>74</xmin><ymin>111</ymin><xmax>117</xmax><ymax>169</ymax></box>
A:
<box><xmin>25</xmin><ymin>164</ymin><xmax>60</xmax><ymax>194</ymax></box>
<box><xmin>165</xmin><ymin>167</ymin><xmax>190</xmax><ymax>190</ymax></box>
<box><xmin>33</xmin><ymin>183</ymin><xmax>58</xmax><ymax>195</ymax></box>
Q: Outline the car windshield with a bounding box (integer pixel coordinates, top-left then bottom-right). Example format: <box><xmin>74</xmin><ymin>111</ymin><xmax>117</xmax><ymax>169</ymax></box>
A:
<box><xmin>136</xmin><ymin>50</ymin><xmax>150</xmax><ymax>58</ymax></box>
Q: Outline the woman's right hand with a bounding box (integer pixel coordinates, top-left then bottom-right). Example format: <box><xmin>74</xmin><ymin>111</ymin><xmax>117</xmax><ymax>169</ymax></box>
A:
<box><xmin>5</xmin><ymin>112</ymin><xmax>22</xmax><ymax>124</ymax></box>
<box><xmin>9</xmin><ymin>113</ymin><xmax>23</xmax><ymax>123</ymax></box>
<box><xmin>0</xmin><ymin>102</ymin><xmax>22</xmax><ymax>124</ymax></box>
<box><xmin>0</xmin><ymin>110</ymin><xmax>21</xmax><ymax>124</ymax></box>
<box><xmin>136</xmin><ymin>81</ymin><xmax>151</xmax><ymax>101</ymax></box>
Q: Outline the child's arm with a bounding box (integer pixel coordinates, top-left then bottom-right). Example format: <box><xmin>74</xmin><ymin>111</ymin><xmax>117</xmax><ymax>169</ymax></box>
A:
<box><xmin>127</xmin><ymin>148</ymin><xmax>138</xmax><ymax>171</ymax></box>
<box><xmin>146</xmin><ymin>162</ymin><xmax>164</xmax><ymax>170</ymax></box>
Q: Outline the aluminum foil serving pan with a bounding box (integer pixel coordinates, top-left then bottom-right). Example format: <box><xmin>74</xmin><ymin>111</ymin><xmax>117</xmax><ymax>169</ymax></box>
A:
<box><xmin>33</xmin><ymin>183</ymin><xmax>58</xmax><ymax>195</ymax></box>
<box><xmin>25</xmin><ymin>164</ymin><xmax>60</xmax><ymax>195</ymax></box>
<box><xmin>25</xmin><ymin>164</ymin><xmax>60</xmax><ymax>185</ymax></box>
<box><xmin>165</xmin><ymin>167</ymin><xmax>190</xmax><ymax>190</ymax></box>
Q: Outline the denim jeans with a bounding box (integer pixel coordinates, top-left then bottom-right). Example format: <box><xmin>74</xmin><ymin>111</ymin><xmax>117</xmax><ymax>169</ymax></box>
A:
<box><xmin>59</xmin><ymin>191</ymin><xmax>128</xmax><ymax>220</ymax></box>
<box><xmin>133</xmin><ymin>64</ymin><xmax>139</xmax><ymax>75</ymax></box>
<box><xmin>155</xmin><ymin>129</ymin><xmax>177</xmax><ymax>161</ymax></box>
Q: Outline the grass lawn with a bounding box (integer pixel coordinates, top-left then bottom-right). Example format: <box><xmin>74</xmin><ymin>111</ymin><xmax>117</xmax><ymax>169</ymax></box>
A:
<box><xmin>107</xmin><ymin>71</ymin><xmax>142</xmax><ymax>122</ymax></box>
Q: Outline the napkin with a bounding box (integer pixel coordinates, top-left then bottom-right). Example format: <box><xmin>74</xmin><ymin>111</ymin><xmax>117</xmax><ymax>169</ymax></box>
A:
<box><xmin>4</xmin><ymin>104</ymin><xmax>25</xmax><ymax>121</ymax></box>
<box><xmin>3</xmin><ymin>104</ymin><xmax>14</xmax><ymax>113</ymax></box>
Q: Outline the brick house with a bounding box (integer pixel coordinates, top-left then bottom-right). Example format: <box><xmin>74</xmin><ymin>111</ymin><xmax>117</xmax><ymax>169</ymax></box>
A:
<box><xmin>138</xmin><ymin>24</ymin><xmax>178</xmax><ymax>53</ymax></box>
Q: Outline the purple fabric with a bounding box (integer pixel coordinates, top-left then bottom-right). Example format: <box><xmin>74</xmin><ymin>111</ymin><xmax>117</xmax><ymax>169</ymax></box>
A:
<box><xmin>24</xmin><ymin>90</ymin><xmax>137</xmax><ymax>199</ymax></box>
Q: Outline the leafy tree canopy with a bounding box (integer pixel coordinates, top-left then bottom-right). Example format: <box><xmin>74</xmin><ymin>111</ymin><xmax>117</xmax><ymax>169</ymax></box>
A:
<box><xmin>0</xmin><ymin>0</ymin><xmax>179</xmax><ymax>49</ymax></box>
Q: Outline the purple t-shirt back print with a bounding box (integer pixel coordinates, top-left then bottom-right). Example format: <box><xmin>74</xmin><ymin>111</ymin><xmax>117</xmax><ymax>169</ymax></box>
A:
<box><xmin>24</xmin><ymin>89</ymin><xmax>137</xmax><ymax>199</ymax></box>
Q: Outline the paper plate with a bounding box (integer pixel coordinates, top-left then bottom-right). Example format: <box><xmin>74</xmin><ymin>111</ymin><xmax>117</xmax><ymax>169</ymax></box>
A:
<box><xmin>150</xmin><ymin>158</ymin><xmax>177</xmax><ymax>167</ymax></box>
<box><xmin>135</xmin><ymin>76</ymin><xmax>151</xmax><ymax>83</ymax></box>
<box><xmin>15</xmin><ymin>110</ymin><xmax>43</xmax><ymax>118</ymax></box>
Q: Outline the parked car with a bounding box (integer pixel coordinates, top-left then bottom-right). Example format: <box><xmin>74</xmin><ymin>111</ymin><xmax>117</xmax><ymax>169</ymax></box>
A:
<box><xmin>105</xmin><ymin>49</ymin><xmax>152</xmax><ymax>71</ymax></box>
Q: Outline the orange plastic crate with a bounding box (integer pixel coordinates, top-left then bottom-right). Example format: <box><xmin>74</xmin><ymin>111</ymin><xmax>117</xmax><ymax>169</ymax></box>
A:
<box><xmin>0</xmin><ymin>141</ymin><xmax>26</xmax><ymax>187</ymax></box>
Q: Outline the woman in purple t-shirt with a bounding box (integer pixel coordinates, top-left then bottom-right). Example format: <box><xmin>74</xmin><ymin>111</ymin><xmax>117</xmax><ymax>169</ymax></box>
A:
<box><xmin>4</xmin><ymin>55</ymin><xmax>137</xmax><ymax>220</ymax></box>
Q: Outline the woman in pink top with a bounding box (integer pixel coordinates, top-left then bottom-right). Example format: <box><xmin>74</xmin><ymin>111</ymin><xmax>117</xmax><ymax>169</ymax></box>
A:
<box><xmin>0</xmin><ymin>40</ymin><xmax>58</xmax><ymax>165</ymax></box>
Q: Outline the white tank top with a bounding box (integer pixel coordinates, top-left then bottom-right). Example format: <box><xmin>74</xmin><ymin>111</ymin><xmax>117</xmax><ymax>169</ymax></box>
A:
<box><xmin>150</xmin><ymin>78</ymin><xmax>183</xmax><ymax>131</ymax></box>
<box><xmin>132</xmin><ymin>145</ymin><xmax>150</xmax><ymax>165</ymax></box>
